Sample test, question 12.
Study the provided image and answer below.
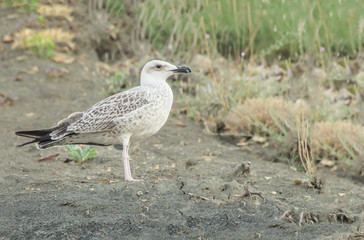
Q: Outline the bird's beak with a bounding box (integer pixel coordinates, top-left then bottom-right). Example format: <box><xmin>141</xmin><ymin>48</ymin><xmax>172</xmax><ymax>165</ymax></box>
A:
<box><xmin>171</xmin><ymin>66</ymin><xmax>192</xmax><ymax>73</ymax></box>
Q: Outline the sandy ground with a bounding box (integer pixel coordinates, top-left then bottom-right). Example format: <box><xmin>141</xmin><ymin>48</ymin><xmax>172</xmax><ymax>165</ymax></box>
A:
<box><xmin>0</xmin><ymin>2</ymin><xmax>363</xmax><ymax>240</ymax></box>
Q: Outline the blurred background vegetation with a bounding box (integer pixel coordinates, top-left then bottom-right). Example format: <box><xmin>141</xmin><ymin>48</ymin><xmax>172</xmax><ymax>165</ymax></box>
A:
<box><xmin>3</xmin><ymin>0</ymin><xmax>364</xmax><ymax>178</ymax></box>
<box><xmin>121</xmin><ymin>0</ymin><xmax>364</xmax><ymax>178</ymax></box>
<box><xmin>139</xmin><ymin>0</ymin><xmax>364</xmax><ymax>64</ymax></box>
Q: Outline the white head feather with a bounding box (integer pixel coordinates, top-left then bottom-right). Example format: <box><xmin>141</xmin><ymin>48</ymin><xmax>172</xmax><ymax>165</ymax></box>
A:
<box><xmin>140</xmin><ymin>60</ymin><xmax>191</xmax><ymax>87</ymax></box>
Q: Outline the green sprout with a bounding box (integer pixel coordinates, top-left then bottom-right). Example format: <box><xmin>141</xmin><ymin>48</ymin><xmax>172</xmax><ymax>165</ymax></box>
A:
<box><xmin>65</xmin><ymin>145</ymin><xmax>98</xmax><ymax>164</ymax></box>
<box><xmin>24</xmin><ymin>33</ymin><xmax>56</xmax><ymax>58</ymax></box>
<box><xmin>36</xmin><ymin>15</ymin><xmax>45</xmax><ymax>24</ymax></box>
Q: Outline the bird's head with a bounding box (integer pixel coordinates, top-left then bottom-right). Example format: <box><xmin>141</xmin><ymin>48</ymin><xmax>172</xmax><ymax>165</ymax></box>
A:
<box><xmin>140</xmin><ymin>60</ymin><xmax>191</xmax><ymax>86</ymax></box>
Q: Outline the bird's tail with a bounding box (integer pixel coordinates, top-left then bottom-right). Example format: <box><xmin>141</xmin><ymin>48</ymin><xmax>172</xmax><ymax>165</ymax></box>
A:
<box><xmin>15</xmin><ymin>129</ymin><xmax>56</xmax><ymax>149</ymax></box>
<box><xmin>15</xmin><ymin>112</ymin><xmax>84</xmax><ymax>149</ymax></box>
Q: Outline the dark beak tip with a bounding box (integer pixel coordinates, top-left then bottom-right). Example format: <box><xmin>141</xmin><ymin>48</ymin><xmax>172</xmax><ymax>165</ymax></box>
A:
<box><xmin>173</xmin><ymin>66</ymin><xmax>192</xmax><ymax>73</ymax></box>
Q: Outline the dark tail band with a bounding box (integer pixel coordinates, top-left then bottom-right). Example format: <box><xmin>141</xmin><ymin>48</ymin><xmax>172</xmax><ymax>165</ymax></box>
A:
<box><xmin>15</xmin><ymin>129</ymin><xmax>54</xmax><ymax>148</ymax></box>
<box><xmin>15</xmin><ymin>129</ymin><xmax>53</xmax><ymax>138</ymax></box>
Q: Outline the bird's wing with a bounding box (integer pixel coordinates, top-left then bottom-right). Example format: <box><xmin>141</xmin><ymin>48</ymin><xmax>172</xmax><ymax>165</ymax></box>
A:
<box><xmin>52</xmin><ymin>87</ymin><xmax>151</xmax><ymax>139</ymax></box>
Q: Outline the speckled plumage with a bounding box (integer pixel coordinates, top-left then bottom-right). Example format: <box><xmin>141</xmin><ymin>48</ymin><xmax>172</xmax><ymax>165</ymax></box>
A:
<box><xmin>16</xmin><ymin>60</ymin><xmax>191</xmax><ymax>181</ymax></box>
<box><xmin>47</xmin><ymin>85</ymin><xmax>172</xmax><ymax>147</ymax></box>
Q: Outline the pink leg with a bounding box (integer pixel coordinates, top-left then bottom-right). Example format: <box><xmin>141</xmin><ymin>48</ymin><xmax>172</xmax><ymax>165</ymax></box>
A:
<box><xmin>122</xmin><ymin>143</ymin><xmax>141</xmax><ymax>182</ymax></box>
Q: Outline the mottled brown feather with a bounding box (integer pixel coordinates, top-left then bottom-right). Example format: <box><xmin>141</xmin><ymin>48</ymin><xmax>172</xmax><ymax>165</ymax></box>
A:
<box><xmin>66</xmin><ymin>88</ymin><xmax>150</xmax><ymax>135</ymax></box>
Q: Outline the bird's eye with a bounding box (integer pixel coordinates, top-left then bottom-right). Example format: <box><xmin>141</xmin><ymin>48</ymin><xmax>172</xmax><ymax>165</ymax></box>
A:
<box><xmin>156</xmin><ymin>64</ymin><xmax>162</xmax><ymax>69</ymax></box>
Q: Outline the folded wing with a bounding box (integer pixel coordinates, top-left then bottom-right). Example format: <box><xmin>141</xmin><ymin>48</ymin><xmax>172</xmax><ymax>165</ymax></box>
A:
<box><xmin>16</xmin><ymin>88</ymin><xmax>151</xmax><ymax>148</ymax></box>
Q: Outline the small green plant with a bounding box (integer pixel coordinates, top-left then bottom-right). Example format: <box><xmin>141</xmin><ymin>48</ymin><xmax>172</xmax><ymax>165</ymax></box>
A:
<box><xmin>105</xmin><ymin>70</ymin><xmax>129</xmax><ymax>95</ymax></box>
<box><xmin>36</xmin><ymin>15</ymin><xmax>45</xmax><ymax>24</ymax></box>
<box><xmin>65</xmin><ymin>145</ymin><xmax>98</xmax><ymax>164</ymax></box>
<box><xmin>24</xmin><ymin>33</ymin><xmax>56</xmax><ymax>58</ymax></box>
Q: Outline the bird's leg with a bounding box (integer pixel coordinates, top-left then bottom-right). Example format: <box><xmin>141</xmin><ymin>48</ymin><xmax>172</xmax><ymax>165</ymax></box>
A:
<box><xmin>122</xmin><ymin>143</ymin><xmax>141</xmax><ymax>182</ymax></box>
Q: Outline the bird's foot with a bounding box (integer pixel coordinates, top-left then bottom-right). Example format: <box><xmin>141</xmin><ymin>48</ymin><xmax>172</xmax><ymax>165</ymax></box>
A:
<box><xmin>125</xmin><ymin>177</ymin><xmax>143</xmax><ymax>182</ymax></box>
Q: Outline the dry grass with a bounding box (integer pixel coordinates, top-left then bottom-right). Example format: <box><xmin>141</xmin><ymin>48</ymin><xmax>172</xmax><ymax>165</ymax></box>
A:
<box><xmin>38</xmin><ymin>4</ymin><xmax>74</xmax><ymax>22</ymax></box>
<box><xmin>224</xmin><ymin>96</ymin><xmax>364</xmax><ymax>176</ymax></box>
<box><xmin>225</xmin><ymin>97</ymin><xmax>308</xmax><ymax>136</ymax></box>
<box><xmin>12</xmin><ymin>28</ymin><xmax>76</xmax><ymax>51</ymax></box>
<box><xmin>225</xmin><ymin>96</ymin><xmax>364</xmax><ymax>174</ymax></box>
<box><xmin>311</xmin><ymin>121</ymin><xmax>364</xmax><ymax>169</ymax></box>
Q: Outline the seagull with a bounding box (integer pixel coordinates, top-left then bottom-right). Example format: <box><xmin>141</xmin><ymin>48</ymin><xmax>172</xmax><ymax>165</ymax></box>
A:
<box><xmin>15</xmin><ymin>60</ymin><xmax>191</xmax><ymax>181</ymax></box>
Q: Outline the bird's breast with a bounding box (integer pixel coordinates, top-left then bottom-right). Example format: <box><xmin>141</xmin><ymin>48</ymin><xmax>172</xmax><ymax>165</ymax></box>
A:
<box><xmin>125</xmin><ymin>86</ymin><xmax>173</xmax><ymax>142</ymax></box>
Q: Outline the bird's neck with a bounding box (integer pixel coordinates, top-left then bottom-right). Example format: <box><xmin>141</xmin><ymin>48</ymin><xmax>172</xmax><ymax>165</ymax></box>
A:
<box><xmin>140</xmin><ymin>74</ymin><xmax>170</xmax><ymax>89</ymax></box>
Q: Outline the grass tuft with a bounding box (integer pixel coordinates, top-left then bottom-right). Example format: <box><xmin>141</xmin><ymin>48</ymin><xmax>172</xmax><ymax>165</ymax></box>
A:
<box><xmin>311</xmin><ymin>121</ymin><xmax>364</xmax><ymax>174</ymax></box>
<box><xmin>12</xmin><ymin>28</ymin><xmax>76</xmax><ymax>53</ymax></box>
<box><xmin>225</xmin><ymin>97</ymin><xmax>308</xmax><ymax>137</ymax></box>
<box><xmin>296</xmin><ymin>114</ymin><xmax>322</xmax><ymax>189</ymax></box>
<box><xmin>24</xmin><ymin>33</ymin><xmax>55</xmax><ymax>58</ymax></box>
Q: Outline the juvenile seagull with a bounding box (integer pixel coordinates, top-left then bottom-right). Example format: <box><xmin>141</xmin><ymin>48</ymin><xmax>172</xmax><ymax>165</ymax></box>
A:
<box><xmin>15</xmin><ymin>60</ymin><xmax>191</xmax><ymax>181</ymax></box>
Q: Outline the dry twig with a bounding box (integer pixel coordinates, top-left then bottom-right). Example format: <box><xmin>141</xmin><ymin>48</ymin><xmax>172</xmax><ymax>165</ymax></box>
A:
<box><xmin>238</xmin><ymin>185</ymin><xmax>265</xmax><ymax>202</ymax></box>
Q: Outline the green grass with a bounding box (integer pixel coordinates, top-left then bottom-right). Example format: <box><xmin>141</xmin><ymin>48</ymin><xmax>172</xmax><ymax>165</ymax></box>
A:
<box><xmin>5</xmin><ymin>0</ymin><xmax>38</xmax><ymax>12</ymax></box>
<box><xmin>138</xmin><ymin>0</ymin><xmax>364</xmax><ymax>63</ymax></box>
<box><xmin>107</xmin><ymin>0</ymin><xmax>124</xmax><ymax>17</ymax></box>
